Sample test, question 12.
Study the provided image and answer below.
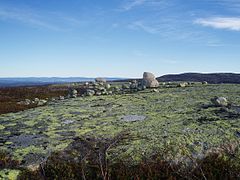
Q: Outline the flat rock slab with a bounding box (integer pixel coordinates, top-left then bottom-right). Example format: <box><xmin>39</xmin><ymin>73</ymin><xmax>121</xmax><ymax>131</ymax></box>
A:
<box><xmin>120</xmin><ymin>115</ymin><xmax>146</xmax><ymax>122</ymax></box>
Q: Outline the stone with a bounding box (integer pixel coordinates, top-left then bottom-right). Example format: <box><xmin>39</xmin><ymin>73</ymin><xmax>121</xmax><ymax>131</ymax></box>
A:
<box><xmin>152</xmin><ymin>89</ymin><xmax>159</xmax><ymax>93</ymax></box>
<box><xmin>120</xmin><ymin>115</ymin><xmax>146</xmax><ymax>122</ymax></box>
<box><xmin>86</xmin><ymin>89</ymin><xmax>95</xmax><ymax>96</ymax></box>
<box><xmin>95</xmin><ymin>77</ymin><xmax>107</xmax><ymax>83</ymax></box>
<box><xmin>34</xmin><ymin>98</ymin><xmax>40</xmax><ymax>102</ymax></box>
<box><xmin>142</xmin><ymin>72</ymin><xmax>159</xmax><ymax>88</ymax></box>
<box><xmin>178</xmin><ymin>82</ymin><xmax>188</xmax><ymax>88</ymax></box>
<box><xmin>95</xmin><ymin>91</ymin><xmax>102</xmax><ymax>96</ymax></box>
<box><xmin>130</xmin><ymin>82</ymin><xmax>138</xmax><ymax>89</ymax></box>
<box><xmin>202</xmin><ymin>81</ymin><xmax>208</xmax><ymax>85</ymax></box>
<box><xmin>59</xmin><ymin>96</ymin><xmax>65</xmax><ymax>100</ymax></box>
<box><xmin>68</xmin><ymin>89</ymin><xmax>78</xmax><ymax>98</ymax></box>
<box><xmin>122</xmin><ymin>84</ymin><xmax>129</xmax><ymax>89</ymax></box>
<box><xmin>105</xmin><ymin>84</ymin><xmax>111</xmax><ymax>89</ymax></box>
<box><xmin>211</xmin><ymin>97</ymin><xmax>229</xmax><ymax>107</ymax></box>
<box><xmin>37</xmin><ymin>100</ymin><xmax>47</xmax><ymax>106</ymax></box>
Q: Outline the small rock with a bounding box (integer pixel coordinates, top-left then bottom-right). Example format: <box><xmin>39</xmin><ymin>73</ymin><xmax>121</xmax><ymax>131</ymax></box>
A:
<box><xmin>59</xmin><ymin>96</ymin><xmax>65</xmax><ymax>100</ymax></box>
<box><xmin>178</xmin><ymin>82</ymin><xmax>188</xmax><ymax>88</ymax></box>
<box><xmin>37</xmin><ymin>100</ymin><xmax>47</xmax><ymax>106</ymax></box>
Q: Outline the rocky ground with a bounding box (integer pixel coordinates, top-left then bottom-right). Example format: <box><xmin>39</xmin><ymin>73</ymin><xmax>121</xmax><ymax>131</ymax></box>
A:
<box><xmin>0</xmin><ymin>82</ymin><xmax>240</xmax><ymax>179</ymax></box>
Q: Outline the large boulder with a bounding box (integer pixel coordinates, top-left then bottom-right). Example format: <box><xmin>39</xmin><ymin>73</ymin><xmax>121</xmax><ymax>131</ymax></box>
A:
<box><xmin>142</xmin><ymin>72</ymin><xmax>159</xmax><ymax>88</ymax></box>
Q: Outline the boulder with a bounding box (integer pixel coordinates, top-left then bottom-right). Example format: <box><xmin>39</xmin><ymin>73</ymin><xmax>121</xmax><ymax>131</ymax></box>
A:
<box><xmin>211</xmin><ymin>97</ymin><xmax>229</xmax><ymax>107</ymax></box>
<box><xmin>202</xmin><ymin>81</ymin><xmax>208</xmax><ymax>85</ymax></box>
<box><xmin>142</xmin><ymin>72</ymin><xmax>159</xmax><ymax>88</ymax></box>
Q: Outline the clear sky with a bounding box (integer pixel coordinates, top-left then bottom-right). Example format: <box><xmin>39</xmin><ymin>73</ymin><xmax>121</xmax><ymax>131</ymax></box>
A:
<box><xmin>0</xmin><ymin>0</ymin><xmax>240</xmax><ymax>78</ymax></box>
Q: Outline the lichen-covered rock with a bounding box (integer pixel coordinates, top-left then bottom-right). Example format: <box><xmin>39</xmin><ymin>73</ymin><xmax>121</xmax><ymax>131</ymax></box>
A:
<box><xmin>211</xmin><ymin>97</ymin><xmax>229</xmax><ymax>107</ymax></box>
<box><xmin>142</xmin><ymin>72</ymin><xmax>159</xmax><ymax>88</ymax></box>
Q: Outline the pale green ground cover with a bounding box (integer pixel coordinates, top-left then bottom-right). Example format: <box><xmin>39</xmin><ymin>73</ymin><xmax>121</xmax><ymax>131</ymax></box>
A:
<box><xmin>0</xmin><ymin>83</ymin><xmax>240</xmax><ymax>179</ymax></box>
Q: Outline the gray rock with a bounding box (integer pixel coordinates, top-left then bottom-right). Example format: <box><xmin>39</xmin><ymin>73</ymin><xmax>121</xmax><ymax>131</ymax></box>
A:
<box><xmin>95</xmin><ymin>77</ymin><xmax>107</xmax><ymax>83</ymax></box>
<box><xmin>59</xmin><ymin>96</ymin><xmax>65</xmax><ymax>100</ymax></box>
<box><xmin>120</xmin><ymin>115</ymin><xmax>146</xmax><ymax>122</ymax></box>
<box><xmin>152</xmin><ymin>89</ymin><xmax>159</xmax><ymax>93</ymax></box>
<box><xmin>178</xmin><ymin>82</ymin><xmax>188</xmax><ymax>88</ymax></box>
<box><xmin>105</xmin><ymin>84</ymin><xmax>111</xmax><ymax>89</ymax></box>
<box><xmin>202</xmin><ymin>81</ymin><xmax>208</xmax><ymax>85</ymax></box>
<box><xmin>142</xmin><ymin>72</ymin><xmax>159</xmax><ymax>88</ymax></box>
<box><xmin>37</xmin><ymin>99</ymin><xmax>47</xmax><ymax>106</ymax></box>
<box><xmin>34</xmin><ymin>98</ymin><xmax>40</xmax><ymax>102</ymax></box>
<box><xmin>86</xmin><ymin>89</ymin><xmax>95</xmax><ymax>96</ymax></box>
<box><xmin>68</xmin><ymin>89</ymin><xmax>78</xmax><ymax>98</ymax></box>
<box><xmin>211</xmin><ymin>97</ymin><xmax>229</xmax><ymax>107</ymax></box>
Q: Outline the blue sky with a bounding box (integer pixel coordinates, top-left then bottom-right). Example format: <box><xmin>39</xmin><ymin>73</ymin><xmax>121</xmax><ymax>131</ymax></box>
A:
<box><xmin>0</xmin><ymin>0</ymin><xmax>240</xmax><ymax>78</ymax></box>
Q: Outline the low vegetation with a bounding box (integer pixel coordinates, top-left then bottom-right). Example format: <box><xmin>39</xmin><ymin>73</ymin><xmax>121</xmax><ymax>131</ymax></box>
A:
<box><xmin>0</xmin><ymin>82</ymin><xmax>240</xmax><ymax>179</ymax></box>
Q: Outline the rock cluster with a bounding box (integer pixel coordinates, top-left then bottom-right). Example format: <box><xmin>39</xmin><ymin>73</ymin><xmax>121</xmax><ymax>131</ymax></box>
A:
<box><xmin>142</xmin><ymin>72</ymin><xmax>159</xmax><ymax>88</ymax></box>
<box><xmin>17</xmin><ymin>98</ymin><xmax>47</xmax><ymax>106</ymax></box>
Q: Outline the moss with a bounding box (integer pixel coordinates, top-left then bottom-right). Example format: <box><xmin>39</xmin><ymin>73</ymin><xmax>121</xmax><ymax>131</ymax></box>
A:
<box><xmin>0</xmin><ymin>169</ymin><xmax>20</xmax><ymax>180</ymax></box>
<box><xmin>0</xmin><ymin>83</ymin><xmax>240</xmax><ymax>170</ymax></box>
<box><xmin>0</xmin><ymin>124</ymin><xmax>5</xmax><ymax>130</ymax></box>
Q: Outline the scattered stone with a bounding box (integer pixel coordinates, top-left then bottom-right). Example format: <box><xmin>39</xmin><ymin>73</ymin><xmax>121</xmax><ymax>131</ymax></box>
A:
<box><xmin>142</xmin><ymin>72</ymin><xmax>159</xmax><ymax>88</ymax></box>
<box><xmin>211</xmin><ymin>97</ymin><xmax>229</xmax><ymax>107</ymax></box>
<box><xmin>95</xmin><ymin>77</ymin><xmax>107</xmax><ymax>83</ymax></box>
<box><xmin>178</xmin><ymin>82</ymin><xmax>188</xmax><ymax>88</ymax></box>
<box><xmin>34</xmin><ymin>98</ymin><xmax>40</xmax><ymax>102</ymax></box>
<box><xmin>17</xmin><ymin>99</ymin><xmax>31</xmax><ymax>106</ymax></box>
<box><xmin>95</xmin><ymin>91</ymin><xmax>102</xmax><ymax>96</ymax></box>
<box><xmin>62</xmin><ymin>120</ymin><xmax>75</xmax><ymax>125</ymax></box>
<box><xmin>37</xmin><ymin>100</ymin><xmax>47</xmax><ymax>106</ymax></box>
<box><xmin>105</xmin><ymin>84</ymin><xmax>111</xmax><ymax>89</ymax></box>
<box><xmin>86</xmin><ymin>89</ymin><xmax>95</xmax><ymax>96</ymax></box>
<box><xmin>152</xmin><ymin>89</ymin><xmax>159</xmax><ymax>93</ymax></box>
<box><xmin>59</xmin><ymin>96</ymin><xmax>65</xmax><ymax>100</ymax></box>
<box><xmin>120</xmin><ymin>115</ymin><xmax>146</xmax><ymax>122</ymax></box>
<box><xmin>68</xmin><ymin>89</ymin><xmax>78</xmax><ymax>98</ymax></box>
<box><xmin>122</xmin><ymin>84</ymin><xmax>129</xmax><ymax>89</ymax></box>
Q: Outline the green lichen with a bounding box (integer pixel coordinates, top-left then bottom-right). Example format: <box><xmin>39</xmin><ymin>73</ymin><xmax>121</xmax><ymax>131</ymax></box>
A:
<box><xmin>0</xmin><ymin>83</ymin><xmax>239</xmax><ymax>168</ymax></box>
<box><xmin>0</xmin><ymin>169</ymin><xmax>20</xmax><ymax>180</ymax></box>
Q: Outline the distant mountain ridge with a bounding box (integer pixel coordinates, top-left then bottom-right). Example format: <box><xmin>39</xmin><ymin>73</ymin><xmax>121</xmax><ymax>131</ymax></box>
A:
<box><xmin>0</xmin><ymin>77</ymin><xmax>123</xmax><ymax>87</ymax></box>
<box><xmin>157</xmin><ymin>73</ymin><xmax>240</xmax><ymax>84</ymax></box>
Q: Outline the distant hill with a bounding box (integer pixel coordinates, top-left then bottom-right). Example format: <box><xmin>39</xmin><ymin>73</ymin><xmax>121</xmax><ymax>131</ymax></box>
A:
<box><xmin>0</xmin><ymin>77</ymin><xmax>123</xmax><ymax>87</ymax></box>
<box><xmin>157</xmin><ymin>73</ymin><xmax>240</xmax><ymax>84</ymax></box>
